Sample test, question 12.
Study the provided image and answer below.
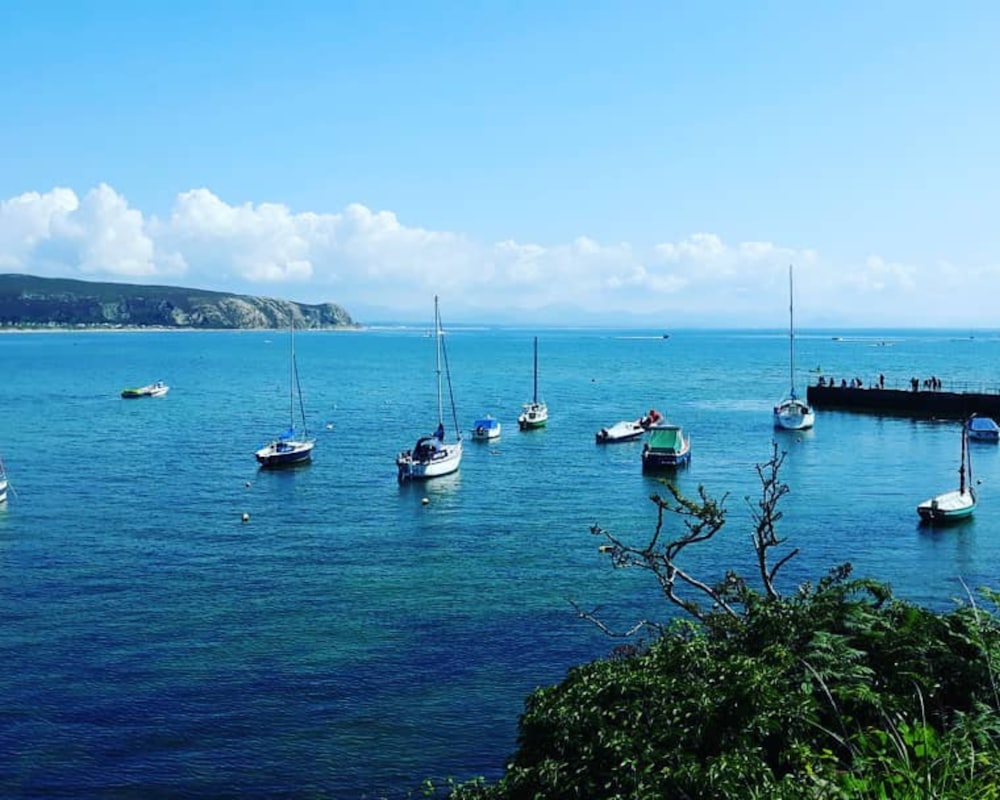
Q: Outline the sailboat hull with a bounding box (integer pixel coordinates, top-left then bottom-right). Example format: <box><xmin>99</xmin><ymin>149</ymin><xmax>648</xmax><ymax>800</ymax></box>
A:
<box><xmin>774</xmin><ymin>398</ymin><xmax>815</xmax><ymax>431</ymax></box>
<box><xmin>256</xmin><ymin>439</ymin><xmax>315</xmax><ymax>468</ymax></box>
<box><xmin>917</xmin><ymin>489</ymin><xmax>976</xmax><ymax>522</ymax></box>
<box><xmin>518</xmin><ymin>402</ymin><xmax>548</xmax><ymax>430</ymax></box>
<box><xmin>397</xmin><ymin>441</ymin><xmax>462</xmax><ymax>482</ymax></box>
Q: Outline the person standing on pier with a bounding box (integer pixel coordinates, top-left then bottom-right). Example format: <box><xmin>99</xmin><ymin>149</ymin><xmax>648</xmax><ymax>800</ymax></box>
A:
<box><xmin>879</xmin><ymin>373</ymin><xmax>885</xmax><ymax>389</ymax></box>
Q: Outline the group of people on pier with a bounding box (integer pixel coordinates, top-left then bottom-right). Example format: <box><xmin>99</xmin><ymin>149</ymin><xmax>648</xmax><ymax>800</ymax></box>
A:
<box><xmin>817</xmin><ymin>375</ymin><xmax>878</xmax><ymax>389</ymax></box>
<box><xmin>816</xmin><ymin>374</ymin><xmax>942</xmax><ymax>392</ymax></box>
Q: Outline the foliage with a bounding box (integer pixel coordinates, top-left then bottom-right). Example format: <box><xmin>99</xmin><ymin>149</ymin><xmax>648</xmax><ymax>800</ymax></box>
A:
<box><xmin>438</xmin><ymin>443</ymin><xmax>1000</xmax><ymax>799</ymax></box>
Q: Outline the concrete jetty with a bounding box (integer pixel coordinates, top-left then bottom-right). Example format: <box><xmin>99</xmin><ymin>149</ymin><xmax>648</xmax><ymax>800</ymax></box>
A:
<box><xmin>806</xmin><ymin>384</ymin><xmax>1000</xmax><ymax>419</ymax></box>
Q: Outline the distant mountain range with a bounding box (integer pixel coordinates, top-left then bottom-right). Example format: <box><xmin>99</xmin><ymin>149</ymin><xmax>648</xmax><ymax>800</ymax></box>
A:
<box><xmin>0</xmin><ymin>274</ymin><xmax>356</xmax><ymax>329</ymax></box>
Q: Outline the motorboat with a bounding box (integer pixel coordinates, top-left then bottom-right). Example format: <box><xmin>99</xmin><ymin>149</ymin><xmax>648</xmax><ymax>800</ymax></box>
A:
<box><xmin>596</xmin><ymin>408</ymin><xmax>662</xmax><ymax>444</ymax></box>
<box><xmin>966</xmin><ymin>414</ymin><xmax>1000</xmax><ymax>443</ymax></box>
<box><xmin>471</xmin><ymin>415</ymin><xmax>501</xmax><ymax>440</ymax></box>
<box><xmin>596</xmin><ymin>419</ymin><xmax>645</xmax><ymax>444</ymax></box>
<box><xmin>641</xmin><ymin>422</ymin><xmax>691</xmax><ymax>470</ymax></box>
<box><xmin>121</xmin><ymin>381</ymin><xmax>169</xmax><ymax>398</ymax></box>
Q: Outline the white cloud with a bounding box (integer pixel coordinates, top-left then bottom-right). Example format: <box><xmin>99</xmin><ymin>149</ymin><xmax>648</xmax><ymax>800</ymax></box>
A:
<box><xmin>0</xmin><ymin>182</ymin><xmax>994</xmax><ymax>325</ymax></box>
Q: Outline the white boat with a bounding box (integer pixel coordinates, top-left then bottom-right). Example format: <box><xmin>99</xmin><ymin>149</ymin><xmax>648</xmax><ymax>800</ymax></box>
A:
<box><xmin>471</xmin><ymin>415</ymin><xmax>502</xmax><ymax>440</ymax></box>
<box><xmin>966</xmin><ymin>414</ymin><xmax>1000</xmax><ymax>443</ymax></box>
<box><xmin>518</xmin><ymin>336</ymin><xmax>548</xmax><ymax>430</ymax></box>
<box><xmin>595</xmin><ymin>409</ymin><xmax>662</xmax><ymax>444</ymax></box>
<box><xmin>255</xmin><ymin>314</ymin><xmax>315</xmax><ymax>468</ymax></box>
<box><xmin>774</xmin><ymin>264</ymin><xmax>815</xmax><ymax>431</ymax></box>
<box><xmin>121</xmin><ymin>380</ymin><xmax>169</xmax><ymax>398</ymax></box>
<box><xmin>917</xmin><ymin>422</ymin><xmax>976</xmax><ymax>522</ymax></box>
<box><xmin>397</xmin><ymin>297</ymin><xmax>463</xmax><ymax>482</ymax></box>
<box><xmin>596</xmin><ymin>419</ymin><xmax>645</xmax><ymax>444</ymax></box>
<box><xmin>0</xmin><ymin>452</ymin><xmax>8</xmax><ymax>504</ymax></box>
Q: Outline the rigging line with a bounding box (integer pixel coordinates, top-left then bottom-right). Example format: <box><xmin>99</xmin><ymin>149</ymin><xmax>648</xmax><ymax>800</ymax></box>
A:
<box><xmin>439</xmin><ymin>313</ymin><xmax>461</xmax><ymax>440</ymax></box>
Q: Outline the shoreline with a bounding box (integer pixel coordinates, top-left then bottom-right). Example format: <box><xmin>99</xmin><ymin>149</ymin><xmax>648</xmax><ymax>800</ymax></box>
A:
<box><xmin>0</xmin><ymin>325</ymin><xmax>364</xmax><ymax>334</ymax></box>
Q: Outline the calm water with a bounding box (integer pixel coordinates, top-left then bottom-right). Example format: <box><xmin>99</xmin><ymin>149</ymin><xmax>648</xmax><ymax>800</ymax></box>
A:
<box><xmin>2</xmin><ymin>326</ymin><xmax>1000</xmax><ymax>798</ymax></box>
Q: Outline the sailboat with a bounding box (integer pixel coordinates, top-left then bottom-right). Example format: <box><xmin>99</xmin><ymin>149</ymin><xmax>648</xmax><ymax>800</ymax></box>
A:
<box><xmin>773</xmin><ymin>264</ymin><xmax>815</xmax><ymax>431</ymax></box>
<box><xmin>396</xmin><ymin>296</ymin><xmax>463</xmax><ymax>482</ymax></box>
<box><xmin>518</xmin><ymin>336</ymin><xmax>548</xmax><ymax>430</ymax></box>
<box><xmin>0</xmin><ymin>451</ymin><xmax>9</xmax><ymax>504</ymax></box>
<box><xmin>917</xmin><ymin>422</ymin><xmax>977</xmax><ymax>522</ymax></box>
<box><xmin>255</xmin><ymin>313</ymin><xmax>315</xmax><ymax>468</ymax></box>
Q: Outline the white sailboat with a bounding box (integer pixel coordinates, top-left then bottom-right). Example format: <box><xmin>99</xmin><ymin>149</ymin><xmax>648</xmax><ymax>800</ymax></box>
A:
<box><xmin>0</xmin><ymin>451</ymin><xmax>8</xmax><ymax>504</ymax></box>
<box><xmin>773</xmin><ymin>264</ymin><xmax>815</xmax><ymax>431</ymax></box>
<box><xmin>518</xmin><ymin>336</ymin><xmax>548</xmax><ymax>430</ymax></box>
<box><xmin>396</xmin><ymin>296</ymin><xmax>463</xmax><ymax>482</ymax></box>
<box><xmin>255</xmin><ymin>313</ymin><xmax>315</xmax><ymax>468</ymax></box>
<box><xmin>917</xmin><ymin>422</ymin><xmax>977</xmax><ymax>522</ymax></box>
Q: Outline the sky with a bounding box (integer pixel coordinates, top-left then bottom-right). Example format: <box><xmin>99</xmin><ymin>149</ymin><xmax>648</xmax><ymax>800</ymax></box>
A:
<box><xmin>0</xmin><ymin>0</ymin><xmax>998</xmax><ymax>327</ymax></box>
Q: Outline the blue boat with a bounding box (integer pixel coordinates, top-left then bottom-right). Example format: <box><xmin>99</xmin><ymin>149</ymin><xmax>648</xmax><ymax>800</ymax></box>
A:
<box><xmin>471</xmin><ymin>415</ymin><xmax>502</xmax><ymax>440</ymax></box>
<box><xmin>966</xmin><ymin>414</ymin><xmax>999</xmax><ymax>443</ymax></box>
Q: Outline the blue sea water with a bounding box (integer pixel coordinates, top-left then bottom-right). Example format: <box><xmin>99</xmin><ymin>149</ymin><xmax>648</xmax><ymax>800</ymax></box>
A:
<box><xmin>2</xmin><ymin>326</ymin><xmax>1000</xmax><ymax>798</ymax></box>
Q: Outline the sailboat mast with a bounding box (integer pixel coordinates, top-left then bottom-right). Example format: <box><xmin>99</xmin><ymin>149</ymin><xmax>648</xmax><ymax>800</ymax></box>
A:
<box><xmin>435</xmin><ymin>295</ymin><xmax>444</xmax><ymax>427</ymax></box>
<box><xmin>533</xmin><ymin>336</ymin><xmax>538</xmax><ymax>403</ymax></box>
<box><xmin>788</xmin><ymin>264</ymin><xmax>795</xmax><ymax>394</ymax></box>
<box><xmin>960</xmin><ymin>424</ymin><xmax>968</xmax><ymax>494</ymax></box>
<box><xmin>289</xmin><ymin>312</ymin><xmax>296</xmax><ymax>428</ymax></box>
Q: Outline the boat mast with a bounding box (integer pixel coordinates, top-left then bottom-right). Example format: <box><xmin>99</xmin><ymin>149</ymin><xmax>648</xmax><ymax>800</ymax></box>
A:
<box><xmin>960</xmin><ymin>423</ymin><xmax>969</xmax><ymax>495</ymax></box>
<box><xmin>532</xmin><ymin>336</ymin><xmax>538</xmax><ymax>403</ymax></box>
<box><xmin>435</xmin><ymin>295</ymin><xmax>443</xmax><ymax>428</ymax></box>
<box><xmin>289</xmin><ymin>311</ymin><xmax>295</xmax><ymax>429</ymax></box>
<box><xmin>788</xmin><ymin>264</ymin><xmax>796</xmax><ymax>396</ymax></box>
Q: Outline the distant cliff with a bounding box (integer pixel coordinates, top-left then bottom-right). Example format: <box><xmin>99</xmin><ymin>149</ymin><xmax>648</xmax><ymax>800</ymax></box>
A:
<box><xmin>0</xmin><ymin>274</ymin><xmax>357</xmax><ymax>329</ymax></box>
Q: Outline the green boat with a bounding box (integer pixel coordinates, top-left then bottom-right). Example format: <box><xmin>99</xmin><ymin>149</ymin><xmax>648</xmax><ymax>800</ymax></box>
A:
<box><xmin>121</xmin><ymin>381</ymin><xmax>169</xmax><ymax>399</ymax></box>
<box><xmin>518</xmin><ymin>336</ymin><xmax>548</xmax><ymax>430</ymax></box>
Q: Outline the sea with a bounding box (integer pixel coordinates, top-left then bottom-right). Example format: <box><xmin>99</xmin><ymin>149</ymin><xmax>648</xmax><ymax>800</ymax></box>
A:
<box><xmin>2</xmin><ymin>325</ymin><xmax>1000</xmax><ymax>799</ymax></box>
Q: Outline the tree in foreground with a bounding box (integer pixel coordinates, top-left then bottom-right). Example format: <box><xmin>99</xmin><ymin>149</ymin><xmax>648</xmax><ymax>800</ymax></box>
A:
<box><xmin>438</xmin><ymin>444</ymin><xmax>1000</xmax><ymax>799</ymax></box>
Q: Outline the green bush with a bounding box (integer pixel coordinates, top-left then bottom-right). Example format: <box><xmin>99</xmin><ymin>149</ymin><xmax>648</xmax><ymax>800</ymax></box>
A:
<box><xmin>440</xmin><ymin>446</ymin><xmax>1000</xmax><ymax>800</ymax></box>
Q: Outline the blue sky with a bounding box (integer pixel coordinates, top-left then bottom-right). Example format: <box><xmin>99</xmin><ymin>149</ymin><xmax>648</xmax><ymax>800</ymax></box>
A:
<box><xmin>1</xmin><ymin>1</ymin><xmax>998</xmax><ymax>326</ymax></box>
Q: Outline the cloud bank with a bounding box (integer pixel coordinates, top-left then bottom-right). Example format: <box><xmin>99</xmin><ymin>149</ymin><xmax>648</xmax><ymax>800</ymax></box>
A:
<box><xmin>0</xmin><ymin>184</ymin><xmax>989</xmax><ymax>326</ymax></box>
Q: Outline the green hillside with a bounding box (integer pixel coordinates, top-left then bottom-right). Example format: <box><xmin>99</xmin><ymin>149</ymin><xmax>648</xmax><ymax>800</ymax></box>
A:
<box><xmin>0</xmin><ymin>274</ymin><xmax>356</xmax><ymax>329</ymax></box>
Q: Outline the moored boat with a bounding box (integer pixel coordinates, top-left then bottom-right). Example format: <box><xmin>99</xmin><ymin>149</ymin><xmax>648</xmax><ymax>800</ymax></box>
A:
<box><xmin>255</xmin><ymin>314</ymin><xmax>315</xmax><ymax>468</ymax></box>
<box><xmin>774</xmin><ymin>265</ymin><xmax>815</xmax><ymax>431</ymax></box>
<box><xmin>596</xmin><ymin>408</ymin><xmax>662</xmax><ymax>444</ymax></box>
<box><xmin>518</xmin><ymin>336</ymin><xmax>548</xmax><ymax>431</ymax></box>
<box><xmin>641</xmin><ymin>422</ymin><xmax>691</xmax><ymax>470</ymax></box>
<box><xmin>917</xmin><ymin>422</ymin><xmax>976</xmax><ymax>522</ymax></box>
<box><xmin>121</xmin><ymin>381</ymin><xmax>169</xmax><ymax>399</ymax></box>
<box><xmin>397</xmin><ymin>296</ymin><xmax>463</xmax><ymax>482</ymax></box>
<box><xmin>966</xmin><ymin>414</ymin><xmax>1000</xmax><ymax>443</ymax></box>
<box><xmin>471</xmin><ymin>415</ymin><xmax>502</xmax><ymax>440</ymax></box>
<box><xmin>596</xmin><ymin>419</ymin><xmax>645</xmax><ymax>444</ymax></box>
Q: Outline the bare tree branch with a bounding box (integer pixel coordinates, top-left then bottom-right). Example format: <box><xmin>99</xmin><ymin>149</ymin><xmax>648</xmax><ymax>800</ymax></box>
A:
<box><xmin>582</xmin><ymin>443</ymin><xmax>799</xmax><ymax>637</ymax></box>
